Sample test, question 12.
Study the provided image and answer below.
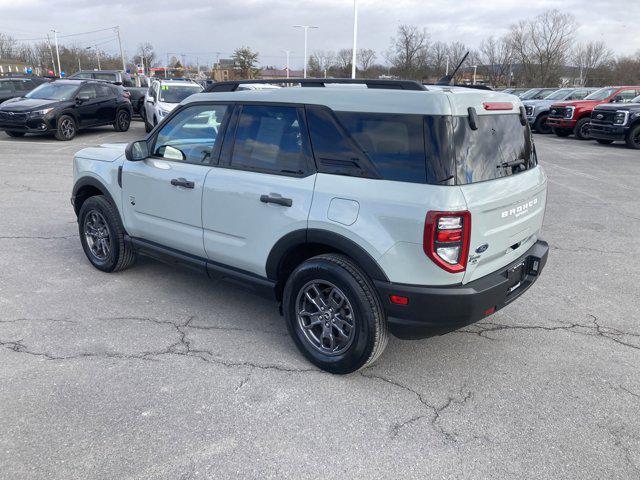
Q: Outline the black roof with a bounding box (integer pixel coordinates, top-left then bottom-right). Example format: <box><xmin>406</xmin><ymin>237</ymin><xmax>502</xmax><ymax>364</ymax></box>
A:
<box><xmin>206</xmin><ymin>78</ymin><xmax>427</xmax><ymax>92</ymax></box>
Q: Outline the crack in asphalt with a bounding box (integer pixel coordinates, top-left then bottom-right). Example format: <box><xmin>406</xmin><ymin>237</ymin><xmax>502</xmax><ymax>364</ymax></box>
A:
<box><xmin>620</xmin><ymin>385</ymin><xmax>640</xmax><ymax>400</ymax></box>
<box><xmin>549</xmin><ymin>243</ymin><xmax>626</xmax><ymax>255</ymax></box>
<box><xmin>457</xmin><ymin>314</ymin><xmax>640</xmax><ymax>351</ymax></box>
<box><xmin>359</xmin><ymin>369</ymin><xmax>472</xmax><ymax>441</ymax></box>
<box><xmin>600</xmin><ymin>424</ymin><xmax>640</xmax><ymax>475</ymax></box>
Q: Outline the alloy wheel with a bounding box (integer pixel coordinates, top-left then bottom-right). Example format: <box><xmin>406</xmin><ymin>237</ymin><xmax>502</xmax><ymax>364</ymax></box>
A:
<box><xmin>118</xmin><ymin>111</ymin><xmax>130</xmax><ymax>130</ymax></box>
<box><xmin>296</xmin><ymin>280</ymin><xmax>356</xmax><ymax>356</ymax></box>
<box><xmin>60</xmin><ymin>118</ymin><xmax>75</xmax><ymax>139</ymax></box>
<box><xmin>83</xmin><ymin>210</ymin><xmax>111</xmax><ymax>261</ymax></box>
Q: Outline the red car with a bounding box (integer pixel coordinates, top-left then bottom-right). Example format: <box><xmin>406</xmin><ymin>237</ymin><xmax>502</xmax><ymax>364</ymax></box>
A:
<box><xmin>547</xmin><ymin>86</ymin><xmax>640</xmax><ymax>139</ymax></box>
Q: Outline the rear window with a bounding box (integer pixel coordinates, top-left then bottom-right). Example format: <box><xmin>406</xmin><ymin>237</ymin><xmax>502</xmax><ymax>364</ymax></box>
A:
<box><xmin>452</xmin><ymin>114</ymin><xmax>534</xmax><ymax>185</ymax></box>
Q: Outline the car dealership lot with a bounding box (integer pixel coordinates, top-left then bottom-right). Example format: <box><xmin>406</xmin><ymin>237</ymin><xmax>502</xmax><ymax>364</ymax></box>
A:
<box><xmin>0</xmin><ymin>124</ymin><xmax>639</xmax><ymax>479</ymax></box>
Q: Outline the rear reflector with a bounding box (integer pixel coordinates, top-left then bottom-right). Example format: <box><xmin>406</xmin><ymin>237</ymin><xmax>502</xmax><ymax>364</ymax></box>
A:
<box><xmin>389</xmin><ymin>295</ymin><xmax>409</xmax><ymax>306</ymax></box>
<box><xmin>484</xmin><ymin>306</ymin><xmax>496</xmax><ymax>316</ymax></box>
<box><xmin>483</xmin><ymin>102</ymin><xmax>513</xmax><ymax>111</ymax></box>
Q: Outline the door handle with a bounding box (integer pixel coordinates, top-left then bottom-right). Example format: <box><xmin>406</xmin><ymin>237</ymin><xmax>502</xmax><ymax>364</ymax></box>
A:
<box><xmin>170</xmin><ymin>177</ymin><xmax>195</xmax><ymax>189</ymax></box>
<box><xmin>260</xmin><ymin>194</ymin><xmax>292</xmax><ymax>207</ymax></box>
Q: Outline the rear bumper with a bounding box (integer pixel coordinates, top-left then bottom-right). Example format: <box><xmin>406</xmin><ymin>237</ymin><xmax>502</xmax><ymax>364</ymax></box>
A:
<box><xmin>546</xmin><ymin>118</ymin><xmax>576</xmax><ymax>129</ymax></box>
<box><xmin>589</xmin><ymin>124</ymin><xmax>626</xmax><ymax>141</ymax></box>
<box><xmin>375</xmin><ymin>240</ymin><xmax>549</xmax><ymax>339</ymax></box>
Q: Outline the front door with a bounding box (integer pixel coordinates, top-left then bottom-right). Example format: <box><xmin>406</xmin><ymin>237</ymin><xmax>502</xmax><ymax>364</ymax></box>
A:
<box><xmin>121</xmin><ymin>103</ymin><xmax>230</xmax><ymax>257</ymax></box>
<box><xmin>202</xmin><ymin>104</ymin><xmax>316</xmax><ymax>277</ymax></box>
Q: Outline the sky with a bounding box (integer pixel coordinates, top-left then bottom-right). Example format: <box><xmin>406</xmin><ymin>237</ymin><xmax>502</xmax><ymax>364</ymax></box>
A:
<box><xmin>0</xmin><ymin>0</ymin><xmax>637</xmax><ymax>69</ymax></box>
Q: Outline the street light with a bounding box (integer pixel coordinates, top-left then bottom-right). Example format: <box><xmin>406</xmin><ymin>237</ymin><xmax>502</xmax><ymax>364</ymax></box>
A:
<box><xmin>472</xmin><ymin>65</ymin><xmax>477</xmax><ymax>85</ymax></box>
<box><xmin>351</xmin><ymin>0</ymin><xmax>358</xmax><ymax>79</ymax></box>
<box><xmin>293</xmin><ymin>25</ymin><xmax>318</xmax><ymax>78</ymax></box>
<box><xmin>281</xmin><ymin>50</ymin><xmax>292</xmax><ymax>79</ymax></box>
<box><xmin>86</xmin><ymin>45</ymin><xmax>101</xmax><ymax>70</ymax></box>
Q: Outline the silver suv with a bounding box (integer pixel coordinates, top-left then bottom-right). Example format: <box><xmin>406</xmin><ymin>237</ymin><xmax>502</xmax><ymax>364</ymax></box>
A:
<box><xmin>71</xmin><ymin>79</ymin><xmax>549</xmax><ymax>374</ymax></box>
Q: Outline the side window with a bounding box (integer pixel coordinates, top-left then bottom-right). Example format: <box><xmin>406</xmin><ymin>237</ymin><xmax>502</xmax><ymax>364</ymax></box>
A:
<box><xmin>94</xmin><ymin>73</ymin><xmax>117</xmax><ymax>83</ymax></box>
<box><xmin>77</xmin><ymin>84</ymin><xmax>97</xmax><ymax>100</ymax></box>
<box><xmin>613</xmin><ymin>89</ymin><xmax>637</xmax><ymax>103</ymax></box>
<box><xmin>334</xmin><ymin>112</ymin><xmax>427</xmax><ymax>183</ymax></box>
<box><xmin>152</xmin><ymin>104</ymin><xmax>228</xmax><ymax>164</ymax></box>
<box><xmin>230</xmin><ymin>105</ymin><xmax>307</xmax><ymax>175</ymax></box>
<box><xmin>74</xmin><ymin>72</ymin><xmax>93</xmax><ymax>79</ymax></box>
<box><xmin>569</xmin><ymin>90</ymin><xmax>587</xmax><ymax>100</ymax></box>
<box><xmin>95</xmin><ymin>84</ymin><xmax>112</xmax><ymax>97</ymax></box>
<box><xmin>0</xmin><ymin>81</ymin><xmax>14</xmax><ymax>94</ymax></box>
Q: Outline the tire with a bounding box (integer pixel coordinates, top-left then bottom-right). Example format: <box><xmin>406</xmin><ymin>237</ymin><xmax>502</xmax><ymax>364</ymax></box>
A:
<box><xmin>144</xmin><ymin>115</ymin><xmax>153</xmax><ymax>133</ymax></box>
<box><xmin>596</xmin><ymin>139</ymin><xmax>614</xmax><ymax>145</ymax></box>
<box><xmin>54</xmin><ymin>114</ymin><xmax>77</xmax><ymax>141</ymax></box>
<box><xmin>113</xmin><ymin>109</ymin><xmax>131</xmax><ymax>132</ymax></box>
<box><xmin>533</xmin><ymin>114</ymin><xmax>551</xmax><ymax>134</ymax></box>
<box><xmin>78</xmin><ymin>195</ymin><xmax>136</xmax><ymax>273</ymax></box>
<box><xmin>574</xmin><ymin>118</ymin><xmax>591</xmax><ymax>140</ymax></box>
<box><xmin>283</xmin><ymin>254</ymin><xmax>388</xmax><ymax>374</ymax></box>
<box><xmin>138</xmin><ymin>100</ymin><xmax>145</xmax><ymax>120</ymax></box>
<box><xmin>625</xmin><ymin>125</ymin><xmax>640</xmax><ymax>150</ymax></box>
<box><xmin>554</xmin><ymin>127</ymin><xmax>571</xmax><ymax>138</ymax></box>
<box><xmin>5</xmin><ymin>131</ymin><xmax>25</xmax><ymax>137</ymax></box>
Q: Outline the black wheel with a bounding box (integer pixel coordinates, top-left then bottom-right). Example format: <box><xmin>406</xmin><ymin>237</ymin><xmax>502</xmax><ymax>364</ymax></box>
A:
<box><xmin>554</xmin><ymin>127</ymin><xmax>571</xmax><ymax>138</ymax></box>
<box><xmin>55</xmin><ymin>115</ymin><xmax>77</xmax><ymax>141</ymax></box>
<box><xmin>138</xmin><ymin>100</ymin><xmax>146</xmax><ymax>120</ymax></box>
<box><xmin>78</xmin><ymin>195</ymin><xmax>136</xmax><ymax>273</ymax></box>
<box><xmin>574</xmin><ymin>118</ymin><xmax>591</xmax><ymax>140</ymax></box>
<box><xmin>5</xmin><ymin>131</ymin><xmax>25</xmax><ymax>138</ymax></box>
<box><xmin>113</xmin><ymin>109</ymin><xmax>131</xmax><ymax>132</ymax></box>
<box><xmin>283</xmin><ymin>254</ymin><xmax>388</xmax><ymax>374</ymax></box>
<box><xmin>625</xmin><ymin>125</ymin><xmax>640</xmax><ymax>150</ymax></box>
<box><xmin>596</xmin><ymin>139</ymin><xmax>614</xmax><ymax>145</ymax></box>
<box><xmin>533</xmin><ymin>114</ymin><xmax>551</xmax><ymax>134</ymax></box>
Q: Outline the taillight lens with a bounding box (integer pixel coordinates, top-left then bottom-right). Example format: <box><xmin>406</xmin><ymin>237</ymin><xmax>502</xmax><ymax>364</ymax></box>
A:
<box><xmin>423</xmin><ymin>211</ymin><xmax>471</xmax><ymax>273</ymax></box>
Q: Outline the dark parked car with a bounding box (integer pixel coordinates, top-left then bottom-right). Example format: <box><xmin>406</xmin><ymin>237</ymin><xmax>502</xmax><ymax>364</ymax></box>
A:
<box><xmin>0</xmin><ymin>79</ymin><xmax>132</xmax><ymax>140</ymax></box>
<box><xmin>590</xmin><ymin>94</ymin><xmax>640</xmax><ymax>149</ymax></box>
<box><xmin>0</xmin><ymin>76</ymin><xmax>50</xmax><ymax>103</ymax></box>
<box><xmin>68</xmin><ymin>70</ymin><xmax>147</xmax><ymax>116</ymax></box>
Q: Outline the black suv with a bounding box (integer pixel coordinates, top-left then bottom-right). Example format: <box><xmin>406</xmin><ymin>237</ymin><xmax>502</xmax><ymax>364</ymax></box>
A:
<box><xmin>0</xmin><ymin>76</ymin><xmax>50</xmax><ymax>103</ymax></box>
<box><xmin>0</xmin><ymin>79</ymin><xmax>132</xmax><ymax>140</ymax></box>
<box><xmin>69</xmin><ymin>70</ymin><xmax>147</xmax><ymax>116</ymax></box>
<box><xmin>590</xmin><ymin>94</ymin><xmax>640</xmax><ymax>149</ymax></box>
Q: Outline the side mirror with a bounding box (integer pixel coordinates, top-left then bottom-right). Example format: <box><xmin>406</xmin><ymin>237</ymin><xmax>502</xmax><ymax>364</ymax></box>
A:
<box><xmin>125</xmin><ymin>140</ymin><xmax>149</xmax><ymax>161</ymax></box>
<box><xmin>147</xmin><ymin>96</ymin><xmax>155</xmax><ymax>104</ymax></box>
<box><xmin>611</xmin><ymin>95</ymin><xmax>623</xmax><ymax>103</ymax></box>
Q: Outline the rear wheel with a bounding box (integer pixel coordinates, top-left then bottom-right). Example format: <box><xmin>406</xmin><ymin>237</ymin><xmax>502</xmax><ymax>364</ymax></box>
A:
<box><xmin>113</xmin><ymin>109</ymin><xmax>131</xmax><ymax>132</ymax></box>
<box><xmin>554</xmin><ymin>127</ymin><xmax>571</xmax><ymax>137</ymax></box>
<box><xmin>574</xmin><ymin>118</ymin><xmax>591</xmax><ymax>140</ymax></box>
<box><xmin>283</xmin><ymin>254</ymin><xmax>388</xmax><ymax>374</ymax></box>
<box><xmin>5</xmin><ymin>131</ymin><xmax>25</xmax><ymax>137</ymax></box>
<box><xmin>78</xmin><ymin>195</ymin><xmax>136</xmax><ymax>272</ymax></box>
<box><xmin>55</xmin><ymin>115</ymin><xmax>77</xmax><ymax>141</ymax></box>
<box><xmin>596</xmin><ymin>139</ymin><xmax>614</xmax><ymax>145</ymax></box>
<box><xmin>625</xmin><ymin>125</ymin><xmax>640</xmax><ymax>150</ymax></box>
<box><xmin>533</xmin><ymin>114</ymin><xmax>551</xmax><ymax>134</ymax></box>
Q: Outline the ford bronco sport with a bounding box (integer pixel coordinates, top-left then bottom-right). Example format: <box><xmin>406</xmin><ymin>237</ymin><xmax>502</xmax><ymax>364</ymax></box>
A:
<box><xmin>71</xmin><ymin>78</ymin><xmax>549</xmax><ymax>374</ymax></box>
<box><xmin>547</xmin><ymin>86</ymin><xmax>640</xmax><ymax>140</ymax></box>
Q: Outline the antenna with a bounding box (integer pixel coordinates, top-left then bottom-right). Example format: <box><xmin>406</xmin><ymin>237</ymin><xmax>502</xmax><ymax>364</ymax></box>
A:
<box><xmin>436</xmin><ymin>51</ymin><xmax>469</xmax><ymax>86</ymax></box>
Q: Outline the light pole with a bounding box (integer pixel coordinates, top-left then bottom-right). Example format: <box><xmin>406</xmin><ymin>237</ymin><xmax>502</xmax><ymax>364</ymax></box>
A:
<box><xmin>293</xmin><ymin>25</ymin><xmax>318</xmax><ymax>78</ymax></box>
<box><xmin>472</xmin><ymin>65</ymin><xmax>477</xmax><ymax>85</ymax></box>
<box><xmin>51</xmin><ymin>30</ymin><xmax>61</xmax><ymax>77</ymax></box>
<box><xmin>115</xmin><ymin>26</ymin><xmax>126</xmax><ymax>72</ymax></box>
<box><xmin>281</xmin><ymin>50</ymin><xmax>292</xmax><ymax>78</ymax></box>
<box><xmin>351</xmin><ymin>0</ymin><xmax>358</xmax><ymax>79</ymax></box>
<box><xmin>86</xmin><ymin>45</ymin><xmax>101</xmax><ymax>70</ymax></box>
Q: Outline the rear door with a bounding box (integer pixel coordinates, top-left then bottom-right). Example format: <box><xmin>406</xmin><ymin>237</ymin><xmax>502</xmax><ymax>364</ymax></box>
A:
<box><xmin>202</xmin><ymin>104</ymin><xmax>316</xmax><ymax>277</ymax></box>
<box><xmin>94</xmin><ymin>83</ymin><xmax>117</xmax><ymax>123</ymax></box>
<box><xmin>121</xmin><ymin>103</ymin><xmax>230</xmax><ymax>257</ymax></box>
<box><xmin>451</xmin><ymin>112</ymin><xmax>547</xmax><ymax>284</ymax></box>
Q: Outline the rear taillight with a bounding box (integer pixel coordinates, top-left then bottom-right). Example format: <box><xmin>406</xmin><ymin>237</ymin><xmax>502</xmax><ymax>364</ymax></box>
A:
<box><xmin>423</xmin><ymin>211</ymin><xmax>471</xmax><ymax>273</ymax></box>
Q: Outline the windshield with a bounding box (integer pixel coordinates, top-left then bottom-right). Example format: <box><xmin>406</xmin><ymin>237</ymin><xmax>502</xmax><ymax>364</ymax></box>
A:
<box><xmin>632</xmin><ymin>95</ymin><xmax>640</xmax><ymax>103</ymax></box>
<box><xmin>519</xmin><ymin>89</ymin><xmax>539</xmax><ymax>100</ymax></box>
<box><xmin>585</xmin><ymin>87</ymin><xmax>617</xmax><ymax>101</ymax></box>
<box><xmin>159</xmin><ymin>85</ymin><xmax>203</xmax><ymax>103</ymax></box>
<box><xmin>544</xmin><ymin>89</ymin><xmax>571</xmax><ymax>100</ymax></box>
<box><xmin>26</xmin><ymin>83</ymin><xmax>78</xmax><ymax>101</ymax></box>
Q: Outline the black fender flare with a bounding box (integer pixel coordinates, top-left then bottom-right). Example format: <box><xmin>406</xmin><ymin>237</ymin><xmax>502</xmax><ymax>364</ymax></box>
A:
<box><xmin>71</xmin><ymin>176</ymin><xmax>121</xmax><ymax>222</ymax></box>
<box><xmin>265</xmin><ymin>228</ymin><xmax>389</xmax><ymax>283</ymax></box>
<box><xmin>56</xmin><ymin>109</ymin><xmax>81</xmax><ymax>128</ymax></box>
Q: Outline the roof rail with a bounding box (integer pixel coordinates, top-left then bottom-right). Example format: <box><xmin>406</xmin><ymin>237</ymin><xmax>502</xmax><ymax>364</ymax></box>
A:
<box><xmin>424</xmin><ymin>83</ymin><xmax>494</xmax><ymax>91</ymax></box>
<box><xmin>205</xmin><ymin>78</ymin><xmax>427</xmax><ymax>92</ymax></box>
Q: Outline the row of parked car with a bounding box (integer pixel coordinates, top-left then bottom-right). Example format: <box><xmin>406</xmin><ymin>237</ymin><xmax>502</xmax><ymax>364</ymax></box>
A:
<box><xmin>506</xmin><ymin>85</ymin><xmax>640</xmax><ymax>149</ymax></box>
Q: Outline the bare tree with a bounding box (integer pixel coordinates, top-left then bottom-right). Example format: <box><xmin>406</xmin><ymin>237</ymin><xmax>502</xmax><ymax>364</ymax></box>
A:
<box><xmin>508</xmin><ymin>9</ymin><xmax>576</xmax><ymax>86</ymax></box>
<box><xmin>572</xmin><ymin>41</ymin><xmax>613</xmax><ymax>86</ymax></box>
<box><xmin>135</xmin><ymin>42</ymin><xmax>157</xmax><ymax>71</ymax></box>
<box><xmin>357</xmin><ymin>48</ymin><xmax>376</xmax><ymax>74</ymax></box>
<box><xmin>310</xmin><ymin>50</ymin><xmax>336</xmax><ymax>77</ymax></box>
<box><xmin>386</xmin><ymin>24</ymin><xmax>429</xmax><ymax>79</ymax></box>
<box><xmin>335</xmin><ymin>48</ymin><xmax>353</xmax><ymax>77</ymax></box>
<box><xmin>478</xmin><ymin>36</ymin><xmax>514</xmax><ymax>87</ymax></box>
<box><xmin>0</xmin><ymin>33</ymin><xmax>17</xmax><ymax>59</ymax></box>
<box><xmin>429</xmin><ymin>41</ymin><xmax>449</xmax><ymax>78</ymax></box>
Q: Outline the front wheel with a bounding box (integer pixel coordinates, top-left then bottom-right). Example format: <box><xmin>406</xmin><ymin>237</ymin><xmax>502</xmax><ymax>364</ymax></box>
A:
<box><xmin>574</xmin><ymin>118</ymin><xmax>591</xmax><ymax>140</ymax></box>
<box><xmin>533</xmin><ymin>114</ymin><xmax>551</xmax><ymax>134</ymax></box>
<box><xmin>78</xmin><ymin>195</ymin><xmax>136</xmax><ymax>272</ymax></box>
<box><xmin>113</xmin><ymin>109</ymin><xmax>131</xmax><ymax>132</ymax></box>
<box><xmin>554</xmin><ymin>127</ymin><xmax>571</xmax><ymax>138</ymax></box>
<box><xmin>6</xmin><ymin>131</ymin><xmax>25</xmax><ymax>137</ymax></box>
<box><xmin>55</xmin><ymin>115</ymin><xmax>77</xmax><ymax>141</ymax></box>
<box><xmin>283</xmin><ymin>254</ymin><xmax>388</xmax><ymax>374</ymax></box>
<box><xmin>626</xmin><ymin>125</ymin><xmax>640</xmax><ymax>150</ymax></box>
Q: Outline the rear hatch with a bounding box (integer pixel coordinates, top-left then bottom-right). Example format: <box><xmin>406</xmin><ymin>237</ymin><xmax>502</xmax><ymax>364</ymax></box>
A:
<box><xmin>444</xmin><ymin>90</ymin><xmax>547</xmax><ymax>284</ymax></box>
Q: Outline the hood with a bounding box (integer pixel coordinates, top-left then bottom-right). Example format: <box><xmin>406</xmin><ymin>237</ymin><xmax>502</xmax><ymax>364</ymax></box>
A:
<box><xmin>0</xmin><ymin>98</ymin><xmax>64</xmax><ymax>112</ymax></box>
<box><xmin>550</xmin><ymin>99</ymin><xmax>600</xmax><ymax>108</ymax></box>
<box><xmin>522</xmin><ymin>98</ymin><xmax>556</xmax><ymax>109</ymax></box>
<box><xmin>593</xmin><ymin>102</ymin><xmax>640</xmax><ymax>112</ymax></box>
<box><xmin>75</xmin><ymin>143</ymin><xmax>128</xmax><ymax>163</ymax></box>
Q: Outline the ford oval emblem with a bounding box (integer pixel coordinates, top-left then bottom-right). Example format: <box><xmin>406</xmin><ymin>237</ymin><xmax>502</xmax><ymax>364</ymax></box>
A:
<box><xmin>475</xmin><ymin>243</ymin><xmax>489</xmax><ymax>254</ymax></box>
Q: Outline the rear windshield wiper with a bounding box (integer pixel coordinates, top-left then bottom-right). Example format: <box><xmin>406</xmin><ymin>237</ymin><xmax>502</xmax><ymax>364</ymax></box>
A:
<box><xmin>497</xmin><ymin>158</ymin><xmax>527</xmax><ymax>170</ymax></box>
